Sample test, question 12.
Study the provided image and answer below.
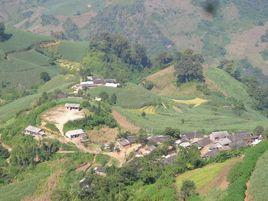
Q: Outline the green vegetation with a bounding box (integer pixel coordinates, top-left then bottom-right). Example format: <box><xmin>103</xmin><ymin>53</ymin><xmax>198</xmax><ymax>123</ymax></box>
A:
<box><xmin>176</xmin><ymin>158</ymin><xmax>240</xmax><ymax>195</ymax></box>
<box><xmin>249</xmin><ymin>150</ymin><xmax>268</xmax><ymax>201</ymax></box>
<box><xmin>81</xmin><ymin>33</ymin><xmax>151</xmax><ymax>82</ymax></box>
<box><xmin>64</xmin><ymin>101</ymin><xmax>117</xmax><ymax>132</ymax></box>
<box><xmin>222</xmin><ymin>141</ymin><xmax>268</xmax><ymax>201</ymax></box>
<box><xmin>175</xmin><ymin>50</ymin><xmax>204</xmax><ymax>85</ymax></box>
<box><xmin>58</xmin><ymin>41</ymin><xmax>88</xmax><ymax>62</ymax></box>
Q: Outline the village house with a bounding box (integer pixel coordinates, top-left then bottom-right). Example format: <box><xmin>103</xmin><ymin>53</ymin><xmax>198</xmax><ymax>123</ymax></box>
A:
<box><xmin>135</xmin><ymin>145</ymin><xmax>156</xmax><ymax>157</ymax></box>
<box><xmin>65</xmin><ymin>103</ymin><xmax>81</xmax><ymax>111</ymax></box>
<box><xmin>65</xmin><ymin>129</ymin><xmax>85</xmax><ymax>139</ymax></box>
<box><xmin>25</xmin><ymin>125</ymin><xmax>45</xmax><ymax>137</ymax></box>
<box><xmin>193</xmin><ymin>137</ymin><xmax>212</xmax><ymax>150</ymax></box>
<box><xmin>79</xmin><ymin>76</ymin><xmax>120</xmax><ymax>89</ymax></box>
<box><xmin>147</xmin><ymin>135</ymin><xmax>170</xmax><ymax>145</ymax></box>
<box><xmin>209</xmin><ymin>131</ymin><xmax>229</xmax><ymax>142</ymax></box>
<box><xmin>162</xmin><ymin>153</ymin><xmax>177</xmax><ymax>164</ymax></box>
<box><xmin>181</xmin><ymin>131</ymin><xmax>203</xmax><ymax>142</ymax></box>
<box><xmin>93</xmin><ymin>166</ymin><xmax>106</xmax><ymax>176</ymax></box>
<box><xmin>115</xmin><ymin>138</ymin><xmax>131</xmax><ymax>149</ymax></box>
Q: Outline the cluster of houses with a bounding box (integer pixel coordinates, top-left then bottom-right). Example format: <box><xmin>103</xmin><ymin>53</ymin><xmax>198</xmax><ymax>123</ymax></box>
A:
<box><xmin>79</xmin><ymin>76</ymin><xmax>120</xmax><ymax>89</ymax></box>
<box><xmin>176</xmin><ymin>130</ymin><xmax>262</xmax><ymax>157</ymax></box>
<box><xmin>112</xmin><ymin>130</ymin><xmax>263</xmax><ymax>160</ymax></box>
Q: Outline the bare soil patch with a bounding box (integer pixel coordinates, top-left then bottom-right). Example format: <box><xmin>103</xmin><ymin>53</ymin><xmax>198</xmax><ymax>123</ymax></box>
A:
<box><xmin>88</xmin><ymin>127</ymin><xmax>119</xmax><ymax>144</ymax></box>
<box><xmin>112</xmin><ymin>109</ymin><xmax>140</xmax><ymax>133</ymax></box>
<box><xmin>41</xmin><ymin>105</ymin><xmax>85</xmax><ymax>134</ymax></box>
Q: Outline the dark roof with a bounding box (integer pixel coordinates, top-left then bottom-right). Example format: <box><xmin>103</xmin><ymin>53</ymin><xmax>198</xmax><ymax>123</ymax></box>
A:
<box><xmin>230</xmin><ymin>140</ymin><xmax>248</xmax><ymax>149</ymax></box>
<box><xmin>117</xmin><ymin>139</ymin><xmax>131</xmax><ymax>147</ymax></box>
<box><xmin>104</xmin><ymin>79</ymin><xmax>117</xmax><ymax>83</ymax></box>
<box><xmin>162</xmin><ymin>153</ymin><xmax>177</xmax><ymax>164</ymax></box>
<box><xmin>94</xmin><ymin>166</ymin><xmax>106</xmax><ymax>173</ymax></box>
<box><xmin>147</xmin><ymin>135</ymin><xmax>170</xmax><ymax>144</ymax></box>
<box><xmin>181</xmin><ymin>132</ymin><xmax>202</xmax><ymax>140</ymax></box>
<box><xmin>204</xmin><ymin>149</ymin><xmax>219</xmax><ymax>158</ymax></box>
<box><xmin>228</xmin><ymin>132</ymin><xmax>259</xmax><ymax>142</ymax></box>
<box><xmin>195</xmin><ymin>137</ymin><xmax>212</xmax><ymax>148</ymax></box>
<box><xmin>127</xmin><ymin>136</ymin><xmax>138</xmax><ymax>144</ymax></box>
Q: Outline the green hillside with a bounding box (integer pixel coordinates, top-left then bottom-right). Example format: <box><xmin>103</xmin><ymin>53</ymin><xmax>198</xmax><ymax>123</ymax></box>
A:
<box><xmin>249</xmin><ymin>150</ymin><xmax>268</xmax><ymax>201</ymax></box>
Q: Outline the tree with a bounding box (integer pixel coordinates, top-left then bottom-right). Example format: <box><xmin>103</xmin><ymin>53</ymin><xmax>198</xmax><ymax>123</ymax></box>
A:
<box><xmin>233</xmin><ymin>100</ymin><xmax>245</xmax><ymax>116</ymax></box>
<box><xmin>164</xmin><ymin>127</ymin><xmax>180</xmax><ymax>138</ymax></box>
<box><xmin>99</xmin><ymin>92</ymin><xmax>109</xmax><ymax>101</ymax></box>
<box><xmin>141</xmin><ymin>111</ymin><xmax>146</xmax><ymax>118</ymax></box>
<box><xmin>0</xmin><ymin>22</ymin><xmax>5</xmax><ymax>36</ymax></box>
<box><xmin>40</xmin><ymin>72</ymin><xmax>51</xmax><ymax>82</ymax></box>
<box><xmin>110</xmin><ymin>93</ymin><xmax>117</xmax><ymax>105</ymax></box>
<box><xmin>253</xmin><ymin>126</ymin><xmax>264</xmax><ymax>135</ymax></box>
<box><xmin>180</xmin><ymin>180</ymin><xmax>197</xmax><ymax>201</ymax></box>
<box><xmin>143</xmin><ymin>80</ymin><xmax>154</xmax><ymax>90</ymax></box>
<box><xmin>175</xmin><ymin>50</ymin><xmax>204</xmax><ymax>85</ymax></box>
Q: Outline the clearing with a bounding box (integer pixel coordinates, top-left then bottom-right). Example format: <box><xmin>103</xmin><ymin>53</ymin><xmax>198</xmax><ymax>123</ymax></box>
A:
<box><xmin>41</xmin><ymin>105</ymin><xmax>85</xmax><ymax>134</ymax></box>
<box><xmin>87</xmin><ymin>127</ymin><xmax>119</xmax><ymax>144</ymax></box>
<box><xmin>176</xmin><ymin>157</ymin><xmax>242</xmax><ymax>195</ymax></box>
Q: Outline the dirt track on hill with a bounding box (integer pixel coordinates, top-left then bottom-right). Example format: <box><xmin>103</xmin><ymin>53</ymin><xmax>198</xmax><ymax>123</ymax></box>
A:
<box><xmin>112</xmin><ymin>109</ymin><xmax>140</xmax><ymax>133</ymax></box>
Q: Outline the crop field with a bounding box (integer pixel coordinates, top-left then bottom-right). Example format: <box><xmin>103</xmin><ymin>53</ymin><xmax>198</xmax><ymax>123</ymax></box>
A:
<box><xmin>249</xmin><ymin>150</ymin><xmax>268</xmax><ymax>201</ymax></box>
<box><xmin>173</xmin><ymin>97</ymin><xmax>208</xmax><ymax>107</ymax></box>
<box><xmin>116</xmin><ymin>103</ymin><xmax>268</xmax><ymax>132</ymax></box>
<box><xmin>176</xmin><ymin>158</ymin><xmax>241</xmax><ymax>195</ymax></box>
<box><xmin>134</xmin><ymin>105</ymin><xmax>157</xmax><ymax>114</ymax></box>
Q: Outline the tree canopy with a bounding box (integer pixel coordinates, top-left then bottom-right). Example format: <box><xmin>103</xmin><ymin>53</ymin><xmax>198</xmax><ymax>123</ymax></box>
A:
<box><xmin>174</xmin><ymin>50</ymin><xmax>204</xmax><ymax>85</ymax></box>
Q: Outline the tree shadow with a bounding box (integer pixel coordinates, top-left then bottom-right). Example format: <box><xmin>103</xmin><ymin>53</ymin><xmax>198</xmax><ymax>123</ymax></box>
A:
<box><xmin>0</xmin><ymin>33</ymin><xmax>13</xmax><ymax>42</ymax></box>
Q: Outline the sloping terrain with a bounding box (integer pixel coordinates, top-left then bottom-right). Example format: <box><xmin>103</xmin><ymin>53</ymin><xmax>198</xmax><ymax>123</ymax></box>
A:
<box><xmin>176</xmin><ymin>157</ymin><xmax>241</xmax><ymax>195</ymax></box>
<box><xmin>1</xmin><ymin>0</ymin><xmax>268</xmax><ymax>75</ymax></box>
<box><xmin>249</xmin><ymin>150</ymin><xmax>268</xmax><ymax>201</ymax></box>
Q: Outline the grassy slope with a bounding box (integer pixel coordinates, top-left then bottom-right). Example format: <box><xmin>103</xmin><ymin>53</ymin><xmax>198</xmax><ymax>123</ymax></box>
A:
<box><xmin>249</xmin><ymin>150</ymin><xmax>268</xmax><ymax>201</ymax></box>
<box><xmin>0</xmin><ymin>75</ymin><xmax>78</xmax><ymax>123</ymax></box>
<box><xmin>0</xmin><ymin>28</ymin><xmax>60</xmax><ymax>91</ymax></box>
<box><xmin>113</xmin><ymin>67</ymin><xmax>267</xmax><ymax>132</ymax></box>
<box><xmin>89</xmin><ymin>83</ymin><xmax>159</xmax><ymax>108</ymax></box>
<box><xmin>58</xmin><ymin>41</ymin><xmax>88</xmax><ymax>62</ymax></box>
<box><xmin>1</xmin><ymin>27</ymin><xmax>53</xmax><ymax>52</ymax></box>
<box><xmin>175</xmin><ymin>158</ymin><xmax>243</xmax><ymax>201</ymax></box>
<box><xmin>0</xmin><ymin>160</ymin><xmax>60</xmax><ymax>201</ymax></box>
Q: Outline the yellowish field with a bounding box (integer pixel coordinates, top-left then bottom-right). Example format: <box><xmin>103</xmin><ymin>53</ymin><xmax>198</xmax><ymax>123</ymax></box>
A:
<box><xmin>173</xmin><ymin>97</ymin><xmax>208</xmax><ymax>107</ymax></box>
<box><xmin>137</xmin><ymin>105</ymin><xmax>157</xmax><ymax>114</ymax></box>
<box><xmin>129</xmin><ymin>105</ymin><xmax>157</xmax><ymax>115</ymax></box>
<box><xmin>57</xmin><ymin>59</ymin><xmax>81</xmax><ymax>72</ymax></box>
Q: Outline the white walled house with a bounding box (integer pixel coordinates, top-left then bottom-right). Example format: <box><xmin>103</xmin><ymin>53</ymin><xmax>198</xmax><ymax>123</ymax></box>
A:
<box><xmin>65</xmin><ymin>129</ymin><xmax>85</xmax><ymax>139</ymax></box>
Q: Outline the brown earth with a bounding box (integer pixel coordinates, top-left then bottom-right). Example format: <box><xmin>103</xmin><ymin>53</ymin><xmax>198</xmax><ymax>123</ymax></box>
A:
<box><xmin>88</xmin><ymin>127</ymin><xmax>119</xmax><ymax>144</ymax></box>
<box><xmin>112</xmin><ymin>109</ymin><xmax>140</xmax><ymax>133</ymax></box>
<box><xmin>41</xmin><ymin>105</ymin><xmax>85</xmax><ymax>134</ymax></box>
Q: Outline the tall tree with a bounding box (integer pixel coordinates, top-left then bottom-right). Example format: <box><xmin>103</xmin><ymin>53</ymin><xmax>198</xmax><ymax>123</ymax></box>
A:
<box><xmin>175</xmin><ymin>50</ymin><xmax>204</xmax><ymax>85</ymax></box>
